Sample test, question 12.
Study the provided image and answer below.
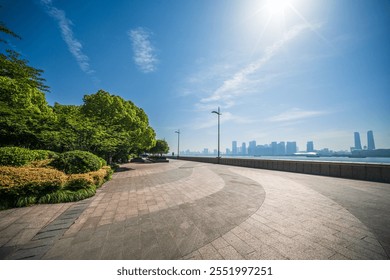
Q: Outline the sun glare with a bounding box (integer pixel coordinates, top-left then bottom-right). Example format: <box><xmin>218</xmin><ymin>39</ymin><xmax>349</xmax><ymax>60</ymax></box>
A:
<box><xmin>265</xmin><ymin>0</ymin><xmax>291</xmax><ymax>16</ymax></box>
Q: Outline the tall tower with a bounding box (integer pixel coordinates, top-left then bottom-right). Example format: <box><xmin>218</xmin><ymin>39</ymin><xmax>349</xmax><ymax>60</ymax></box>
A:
<box><xmin>286</xmin><ymin>142</ymin><xmax>297</xmax><ymax>155</ymax></box>
<box><xmin>367</xmin><ymin>130</ymin><xmax>375</xmax><ymax>150</ymax></box>
<box><xmin>241</xmin><ymin>142</ymin><xmax>247</xmax><ymax>155</ymax></box>
<box><xmin>354</xmin><ymin>132</ymin><xmax>362</xmax><ymax>150</ymax></box>
<box><xmin>248</xmin><ymin>140</ymin><xmax>256</xmax><ymax>155</ymax></box>
<box><xmin>307</xmin><ymin>141</ymin><xmax>314</xmax><ymax>152</ymax></box>
<box><xmin>232</xmin><ymin>141</ymin><xmax>237</xmax><ymax>155</ymax></box>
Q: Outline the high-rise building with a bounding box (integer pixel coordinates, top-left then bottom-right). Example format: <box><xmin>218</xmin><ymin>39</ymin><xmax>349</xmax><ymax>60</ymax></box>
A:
<box><xmin>271</xmin><ymin>142</ymin><xmax>277</xmax><ymax>155</ymax></box>
<box><xmin>277</xmin><ymin>142</ymin><xmax>286</xmax><ymax>155</ymax></box>
<box><xmin>232</xmin><ymin>141</ymin><xmax>237</xmax><ymax>155</ymax></box>
<box><xmin>354</xmin><ymin>132</ymin><xmax>362</xmax><ymax>150</ymax></box>
<box><xmin>248</xmin><ymin>140</ymin><xmax>257</xmax><ymax>155</ymax></box>
<box><xmin>203</xmin><ymin>148</ymin><xmax>209</xmax><ymax>154</ymax></box>
<box><xmin>307</xmin><ymin>141</ymin><xmax>314</xmax><ymax>152</ymax></box>
<box><xmin>286</xmin><ymin>142</ymin><xmax>297</xmax><ymax>155</ymax></box>
<box><xmin>241</xmin><ymin>142</ymin><xmax>247</xmax><ymax>155</ymax></box>
<box><xmin>367</xmin><ymin>130</ymin><xmax>375</xmax><ymax>150</ymax></box>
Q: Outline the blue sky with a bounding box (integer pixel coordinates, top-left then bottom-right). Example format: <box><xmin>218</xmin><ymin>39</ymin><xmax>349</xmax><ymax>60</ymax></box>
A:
<box><xmin>2</xmin><ymin>0</ymin><xmax>390</xmax><ymax>153</ymax></box>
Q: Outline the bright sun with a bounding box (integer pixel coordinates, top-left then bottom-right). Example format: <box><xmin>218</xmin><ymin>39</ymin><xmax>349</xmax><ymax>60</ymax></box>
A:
<box><xmin>265</xmin><ymin>0</ymin><xmax>291</xmax><ymax>16</ymax></box>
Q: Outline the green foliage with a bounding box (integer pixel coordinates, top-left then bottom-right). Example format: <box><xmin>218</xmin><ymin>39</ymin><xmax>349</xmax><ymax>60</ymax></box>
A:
<box><xmin>39</xmin><ymin>188</ymin><xmax>96</xmax><ymax>204</ymax></box>
<box><xmin>0</xmin><ymin>164</ymin><xmax>111</xmax><ymax>210</ymax></box>
<box><xmin>0</xmin><ymin>22</ymin><xmax>21</xmax><ymax>44</ymax></box>
<box><xmin>0</xmin><ymin>24</ymin><xmax>157</xmax><ymax>164</ymax></box>
<box><xmin>0</xmin><ymin>147</ymin><xmax>58</xmax><ymax>167</ymax></box>
<box><xmin>0</xmin><ymin>23</ymin><xmax>53</xmax><ymax>149</ymax></box>
<box><xmin>0</xmin><ymin>146</ymin><xmax>36</xmax><ymax>166</ymax></box>
<box><xmin>0</xmin><ymin>49</ymin><xmax>49</xmax><ymax>92</ymax></box>
<box><xmin>9</xmin><ymin>188</ymin><xmax>97</xmax><ymax>208</ymax></box>
<box><xmin>32</xmin><ymin>149</ymin><xmax>58</xmax><ymax>160</ymax></box>
<box><xmin>50</xmin><ymin>150</ymin><xmax>103</xmax><ymax>174</ymax></box>
<box><xmin>149</xmin><ymin>139</ymin><xmax>170</xmax><ymax>155</ymax></box>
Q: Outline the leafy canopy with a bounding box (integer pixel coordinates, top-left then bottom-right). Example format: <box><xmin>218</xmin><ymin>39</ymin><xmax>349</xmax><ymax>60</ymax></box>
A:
<box><xmin>0</xmin><ymin>24</ymin><xmax>157</xmax><ymax>162</ymax></box>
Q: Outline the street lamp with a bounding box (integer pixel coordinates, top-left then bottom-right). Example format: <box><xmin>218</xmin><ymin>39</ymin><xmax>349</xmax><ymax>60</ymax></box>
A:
<box><xmin>174</xmin><ymin>129</ymin><xmax>180</xmax><ymax>159</ymax></box>
<box><xmin>211</xmin><ymin>107</ymin><xmax>221</xmax><ymax>163</ymax></box>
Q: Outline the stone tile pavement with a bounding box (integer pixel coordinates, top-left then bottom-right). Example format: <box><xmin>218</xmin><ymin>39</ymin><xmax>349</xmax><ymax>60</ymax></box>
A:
<box><xmin>0</xmin><ymin>159</ymin><xmax>389</xmax><ymax>260</ymax></box>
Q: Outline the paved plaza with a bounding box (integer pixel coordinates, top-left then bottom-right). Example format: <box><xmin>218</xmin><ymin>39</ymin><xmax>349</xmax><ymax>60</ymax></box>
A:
<box><xmin>0</xmin><ymin>159</ymin><xmax>389</xmax><ymax>260</ymax></box>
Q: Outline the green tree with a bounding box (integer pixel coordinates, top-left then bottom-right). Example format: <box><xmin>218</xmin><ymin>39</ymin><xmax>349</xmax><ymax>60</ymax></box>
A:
<box><xmin>0</xmin><ymin>23</ymin><xmax>53</xmax><ymax>148</ymax></box>
<box><xmin>149</xmin><ymin>139</ymin><xmax>169</xmax><ymax>156</ymax></box>
<box><xmin>0</xmin><ymin>23</ymin><xmax>158</xmax><ymax>162</ymax></box>
<box><xmin>1</xmin><ymin>22</ymin><xmax>49</xmax><ymax>92</ymax></box>
<box><xmin>81</xmin><ymin>90</ymin><xmax>156</xmax><ymax>162</ymax></box>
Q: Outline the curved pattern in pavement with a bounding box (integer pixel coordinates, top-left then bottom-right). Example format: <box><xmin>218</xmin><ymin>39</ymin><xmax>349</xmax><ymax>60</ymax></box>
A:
<box><xmin>188</xmin><ymin>167</ymin><xmax>388</xmax><ymax>260</ymax></box>
<box><xmin>2</xmin><ymin>160</ymin><xmax>388</xmax><ymax>260</ymax></box>
<box><xmin>42</xmin><ymin>163</ymin><xmax>265</xmax><ymax>259</ymax></box>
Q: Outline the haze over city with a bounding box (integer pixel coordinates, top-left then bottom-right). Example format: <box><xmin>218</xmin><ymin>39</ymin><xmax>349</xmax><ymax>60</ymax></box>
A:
<box><xmin>2</xmin><ymin>0</ymin><xmax>389</xmax><ymax>153</ymax></box>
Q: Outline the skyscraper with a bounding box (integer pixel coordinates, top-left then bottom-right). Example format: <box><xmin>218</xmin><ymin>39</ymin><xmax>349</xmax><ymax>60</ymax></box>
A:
<box><xmin>286</xmin><ymin>142</ymin><xmax>297</xmax><ymax>155</ymax></box>
<box><xmin>271</xmin><ymin>142</ymin><xmax>277</xmax><ymax>155</ymax></box>
<box><xmin>241</xmin><ymin>142</ymin><xmax>247</xmax><ymax>155</ymax></box>
<box><xmin>354</xmin><ymin>132</ymin><xmax>362</xmax><ymax>150</ymax></box>
<box><xmin>248</xmin><ymin>140</ymin><xmax>256</xmax><ymax>155</ymax></box>
<box><xmin>307</xmin><ymin>141</ymin><xmax>314</xmax><ymax>152</ymax></box>
<box><xmin>232</xmin><ymin>141</ymin><xmax>237</xmax><ymax>155</ymax></box>
<box><xmin>367</xmin><ymin>130</ymin><xmax>375</xmax><ymax>150</ymax></box>
<box><xmin>277</xmin><ymin>142</ymin><xmax>286</xmax><ymax>155</ymax></box>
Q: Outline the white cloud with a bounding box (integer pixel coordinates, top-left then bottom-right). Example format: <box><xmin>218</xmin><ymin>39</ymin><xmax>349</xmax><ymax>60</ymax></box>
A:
<box><xmin>41</xmin><ymin>0</ymin><xmax>95</xmax><ymax>75</ymax></box>
<box><xmin>198</xmin><ymin>23</ymin><xmax>311</xmax><ymax>109</ymax></box>
<box><xmin>128</xmin><ymin>27</ymin><xmax>158</xmax><ymax>73</ymax></box>
<box><xmin>267</xmin><ymin>108</ymin><xmax>327</xmax><ymax>122</ymax></box>
<box><xmin>192</xmin><ymin>111</ymin><xmax>255</xmax><ymax>130</ymax></box>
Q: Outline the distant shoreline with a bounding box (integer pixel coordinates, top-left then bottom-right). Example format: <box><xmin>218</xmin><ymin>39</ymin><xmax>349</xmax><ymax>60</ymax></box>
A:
<box><xmin>174</xmin><ymin>155</ymin><xmax>390</xmax><ymax>164</ymax></box>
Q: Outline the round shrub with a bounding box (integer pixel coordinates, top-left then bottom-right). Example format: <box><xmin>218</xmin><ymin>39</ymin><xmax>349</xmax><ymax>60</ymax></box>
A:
<box><xmin>32</xmin><ymin>150</ymin><xmax>58</xmax><ymax>161</ymax></box>
<box><xmin>0</xmin><ymin>147</ymin><xmax>36</xmax><ymax>166</ymax></box>
<box><xmin>98</xmin><ymin>157</ymin><xmax>107</xmax><ymax>167</ymax></box>
<box><xmin>50</xmin><ymin>150</ymin><xmax>103</xmax><ymax>174</ymax></box>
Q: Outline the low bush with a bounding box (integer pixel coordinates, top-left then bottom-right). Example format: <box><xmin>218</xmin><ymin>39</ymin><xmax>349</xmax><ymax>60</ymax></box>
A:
<box><xmin>27</xmin><ymin>159</ymin><xmax>53</xmax><ymax>168</ymax></box>
<box><xmin>0</xmin><ymin>166</ymin><xmax>67</xmax><ymax>209</ymax></box>
<box><xmin>37</xmin><ymin>188</ymin><xmax>97</xmax><ymax>204</ymax></box>
<box><xmin>0</xmin><ymin>165</ymin><xmax>112</xmax><ymax>209</ymax></box>
<box><xmin>0</xmin><ymin>166</ymin><xmax>67</xmax><ymax>191</ymax></box>
<box><xmin>0</xmin><ymin>147</ymin><xmax>58</xmax><ymax>167</ymax></box>
<box><xmin>32</xmin><ymin>150</ymin><xmax>58</xmax><ymax>161</ymax></box>
<box><xmin>98</xmin><ymin>157</ymin><xmax>107</xmax><ymax>168</ymax></box>
<box><xmin>0</xmin><ymin>147</ymin><xmax>36</xmax><ymax>166</ymax></box>
<box><xmin>50</xmin><ymin>150</ymin><xmax>104</xmax><ymax>174</ymax></box>
<box><xmin>66</xmin><ymin>167</ymin><xmax>112</xmax><ymax>190</ymax></box>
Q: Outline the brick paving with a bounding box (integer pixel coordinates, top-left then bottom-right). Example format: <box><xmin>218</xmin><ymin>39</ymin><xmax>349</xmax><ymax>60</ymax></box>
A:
<box><xmin>0</xmin><ymin>159</ymin><xmax>389</xmax><ymax>260</ymax></box>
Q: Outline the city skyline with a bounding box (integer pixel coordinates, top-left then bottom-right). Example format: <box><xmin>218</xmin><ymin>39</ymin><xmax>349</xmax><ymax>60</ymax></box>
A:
<box><xmin>173</xmin><ymin>129</ymin><xmax>384</xmax><ymax>155</ymax></box>
<box><xmin>2</xmin><ymin>0</ymin><xmax>389</xmax><ymax>153</ymax></box>
<box><xmin>175</xmin><ymin>130</ymin><xmax>384</xmax><ymax>156</ymax></box>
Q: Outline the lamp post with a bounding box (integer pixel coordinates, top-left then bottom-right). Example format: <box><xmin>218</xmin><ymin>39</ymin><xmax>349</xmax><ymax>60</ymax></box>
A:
<box><xmin>211</xmin><ymin>107</ymin><xmax>221</xmax><ymax>164</ymax></box>
<box><xmin>174</xmin><ymin>129</ymin><xmax>180</xmax><ymax>159</ymax></box>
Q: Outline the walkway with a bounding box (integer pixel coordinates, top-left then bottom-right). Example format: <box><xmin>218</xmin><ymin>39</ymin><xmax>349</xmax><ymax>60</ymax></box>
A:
<box><xmin>0</xmin><ymin>160</ymin><xmax>389</xmax><ymax>260</ymax></box>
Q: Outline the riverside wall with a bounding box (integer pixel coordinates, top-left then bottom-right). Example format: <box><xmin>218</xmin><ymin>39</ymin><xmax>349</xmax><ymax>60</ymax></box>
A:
<box><xmin>174</xmin><ymin>156</ymin><xmax>390</xmax><ymax>183</ymax></box>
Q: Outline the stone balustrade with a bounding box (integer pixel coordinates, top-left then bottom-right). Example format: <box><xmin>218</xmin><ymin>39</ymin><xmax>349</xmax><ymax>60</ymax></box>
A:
<box><xmin>172</xmin><ymin>156</ymin><xmax>390</xmax><ymax>183</ymax></box>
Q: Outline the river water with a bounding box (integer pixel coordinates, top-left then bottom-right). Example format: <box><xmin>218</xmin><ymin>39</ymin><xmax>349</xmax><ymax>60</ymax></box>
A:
<box><xmin>222</xmin><ymin>155</ymin><xmax>390</xmax><ymax>164</ymax></box>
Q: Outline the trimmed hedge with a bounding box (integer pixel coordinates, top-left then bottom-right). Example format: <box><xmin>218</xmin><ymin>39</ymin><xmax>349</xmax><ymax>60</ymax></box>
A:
<box><xmin>50</xmin><ymin>150</ymin><xmax>104</xmax><ymax>174</ymax></box>
<box><xmin>0</xmin><ymin>165</ymin><xmax>112</xmax><ymax>209</ymax></box>
<box><xmin>0</xmin><ymin>147</ymin><xmax>58</xmax><ymax>167</ymax></box>
<box><xmin>32</xmin><ymin>150</ymin><xmax>58</xmax><ymax>161</ymax></box>
<box><xmin>0</xmin><ymin>147</ymin><xmax>36</xmax><ymax>166</ymax></box>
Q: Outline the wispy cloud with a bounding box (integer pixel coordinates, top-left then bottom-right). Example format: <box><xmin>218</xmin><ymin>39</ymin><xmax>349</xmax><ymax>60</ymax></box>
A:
<box><xmin>193</xmin><ymin>111</ymin><xmax>256</xmax><ymax>130</ymax></box>
<box><xmin>198</xmin><ymin>23</ymin><xmax>311</xmax><ymax>109</ymax></box>
<box><xmin>267</xmin><ymin>108</ymin><xmax>327</xmax><ymax>122</ymax></box>
<box><xmin>128</xmin><ymin>27</ymin><xmax>158</xmax><ymax>73</ymax></box>
<box><xmin>41</xmin><ymin>0</ymin><xmax>95</xmax><ymax>75</ymax></box>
